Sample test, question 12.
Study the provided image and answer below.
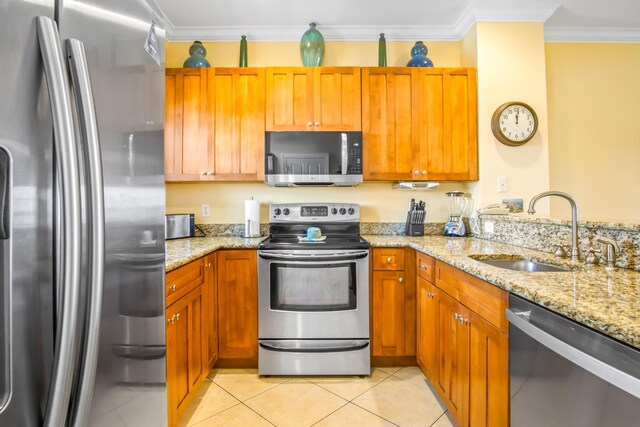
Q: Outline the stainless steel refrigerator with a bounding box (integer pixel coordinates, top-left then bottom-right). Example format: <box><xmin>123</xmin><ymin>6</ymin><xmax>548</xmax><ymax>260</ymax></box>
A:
<box><xmin>0</xmin><ymin>0</ymin><xmax>167</xmax><ymax>426</ymax></box>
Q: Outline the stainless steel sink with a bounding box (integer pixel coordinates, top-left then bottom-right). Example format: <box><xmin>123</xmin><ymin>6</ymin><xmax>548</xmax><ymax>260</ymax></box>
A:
<box><xmin>468</xmin><ymin>255</ymin><xmax>570</xmax><ymax>272</ymax></box>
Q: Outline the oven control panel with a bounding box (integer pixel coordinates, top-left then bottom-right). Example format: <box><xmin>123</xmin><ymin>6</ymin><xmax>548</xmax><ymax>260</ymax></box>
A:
<box><xmin>270</xmin><ymin>203</ymin><xmax>360</xmax><ymax>222</ymax></box>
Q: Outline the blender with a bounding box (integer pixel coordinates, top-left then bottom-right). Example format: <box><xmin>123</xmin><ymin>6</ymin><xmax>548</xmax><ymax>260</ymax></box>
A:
<box><xmin>444</xmin><ymin>191</ymin><xmax>467</xmax><ymax>237</ymax></box>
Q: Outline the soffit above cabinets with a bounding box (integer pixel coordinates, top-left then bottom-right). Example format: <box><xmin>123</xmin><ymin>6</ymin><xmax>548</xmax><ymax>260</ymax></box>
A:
<box><xmin>151</xmin><ymin>0</ymin><xmax>640</xmax><ymax>42</ymax></box>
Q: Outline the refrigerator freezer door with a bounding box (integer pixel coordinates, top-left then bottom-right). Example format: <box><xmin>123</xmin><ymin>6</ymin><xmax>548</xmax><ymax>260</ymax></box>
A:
<box><xmin>58</xmin><ymin>1</ymin><xmax>167</xmax><ymax>426</ymax></box>
<box><xmin>0</xmin><ymin>1</ymin><xmax>57</xmax><ymax>426</ymax></box>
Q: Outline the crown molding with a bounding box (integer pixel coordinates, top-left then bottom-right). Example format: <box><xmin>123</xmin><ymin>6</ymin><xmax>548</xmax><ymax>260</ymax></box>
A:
<box><xmin>164</xmin><ymin>3</ymin><xmax>581</xmax><ymax>43</ymax></box>
<box><xmin>545</xmin><ymin>27</ymin><xmax>640</xmax><ymax>42</ymax></box>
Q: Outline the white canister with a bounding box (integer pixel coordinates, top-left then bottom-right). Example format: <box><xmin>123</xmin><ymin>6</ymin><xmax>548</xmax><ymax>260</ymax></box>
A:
<box><xmin>244</xmin><ymin>197</ymin><xmax>261</xmax><ymax>237</ymax></box>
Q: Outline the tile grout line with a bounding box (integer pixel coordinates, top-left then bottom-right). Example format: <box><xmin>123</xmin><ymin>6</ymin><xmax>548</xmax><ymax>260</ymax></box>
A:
<box><xmin>240</xmin><ymin>401</ymin><xmax>278</xmax><ymax>427</ymax></box>
<box><xmin>187</xmin><ymin>402</ymin><xmax>243</xmax><ymax>427</ymax></box>
<box><xmin>309</xmin><ymin>401</ymin><xmax>351</xmax><ymax>426</ymax></box>
<box><xmin>182</xmin><ymin>381</ymin><xmax>242</xmax><ymax>427</ymax></box>
<box><xmin>348</xmin><ymin>375</ymin><xmax>401</xmax><ymax>426</ymax></box>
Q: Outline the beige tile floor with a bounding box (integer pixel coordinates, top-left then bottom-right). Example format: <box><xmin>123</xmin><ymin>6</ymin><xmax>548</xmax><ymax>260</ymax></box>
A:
<box><xmin>177</xmin><ymin>366</ymin><xmax>455</xmax><ymax>427</ymax></box>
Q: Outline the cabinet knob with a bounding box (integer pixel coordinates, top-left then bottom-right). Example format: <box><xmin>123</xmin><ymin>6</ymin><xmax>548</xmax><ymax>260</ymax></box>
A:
<box><xmin>307</xmin><ymin>121</ymin><xmax>312</xmax><ymax>126</ymax></box>
<box><xmin>387</xmin><ymin>257</ymin><xmax>392</xmax><ymax>263</ymax></box>
<box><xmin>414</xmin><ymin>170</ymin><xmax>420</xmax><ymax>175</ymax></box>
<box><xmin>167</xmin><ymin>315</ymin><xmax>176</xmax><ymax>324</ymax></box>
<box><xmin>176</xmin><ymin>313</ymin><xmax>181</xmax><ymax>321</ymax></box>
<box><xmin>207</xmin><ymin>171</ymin><xmax>213</xmax><ymax>176</ymax></box>
<box><xmin>200</xmin><ymin>171</ymin><xmax>207</xmax><ymax>176</ymax></box>
<box><xmin>427</xmin><ymin>292</ymin><xmax>432</xmax><ymax>298</ymax></box>
<box><xmin>315</xmin><ymin>122</ymin><xmax>320</xmax><ymax>127</ymax></box>
<box><xmin>422</xmin><ymin>170</ymin><xmax>427</xmax><ymax>175</ymax></box>
<box><xmin>169</xmin><ymin>284</ymin><xmax>177</xmax><ymax>293</ymax></box>
<box><xmin>398</xmin><ymin>277</ymin><xmax>404</xmax><ymax>283</ymax></box>
<box><xmin>459</xmin><ymin>316</ymin><xmax>466</xmax><ymax>325</ymax></box>
<box><xmin>420</xmin><ymin>264</ymin><xmax>426</xmax><ymax>270</ymax></box>
<box><xmin>454</xmin><ymin>313</ymin><xmax>459</xmax><ymax>320</ymax></box>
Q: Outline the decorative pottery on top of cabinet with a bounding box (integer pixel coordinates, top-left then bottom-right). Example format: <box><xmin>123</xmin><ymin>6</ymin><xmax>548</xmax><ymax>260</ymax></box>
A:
<box><xmin>265</xmin><ymin>67</ymin><xmax>361</xmax><ymax>131</ymax></box>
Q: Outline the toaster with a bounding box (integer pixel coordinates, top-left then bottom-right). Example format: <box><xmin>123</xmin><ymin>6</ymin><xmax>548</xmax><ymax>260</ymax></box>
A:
<box><xmin>165</xmin><ymin>214</ymin><xmax>195</xmax><ymax>240</ymax></box>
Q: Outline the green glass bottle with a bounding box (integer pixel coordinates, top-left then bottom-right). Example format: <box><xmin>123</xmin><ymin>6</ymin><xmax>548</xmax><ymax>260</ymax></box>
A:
<box><xmin>378</xmin><ymin>33</ymin><xmax>387</xmax><ymax>67</ymax></box>
<box><xmin>239</xmin><ymin>35</ymin><xmax>248</xmax><ymax>67</ymax></box>
<box><xmin>300</xmin><ymin>23</ymin><xmax>325</xmax><ymax>66</ymax></box>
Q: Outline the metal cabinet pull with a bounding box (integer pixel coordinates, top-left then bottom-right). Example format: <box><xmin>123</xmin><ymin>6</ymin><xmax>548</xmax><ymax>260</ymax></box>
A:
<box><xmin>307</xmin><ymin>121</ymin><xmax>312</xmax><ymax>126</ymax></box>
<box><xmin>315</xmin><ymin>122</ymin><xmax>320</xmax><ymax>126</ymax></box>
<box><xmin>398</xmin><ymin>277</ymin><xmax>404</xmax><ymax>283</ymax></box>
<box><xmin>169</xmin><ymin>284</ymin><xmax>177</xmax><ymax>293</ymax></box>
<box><xmin>454</xmin><ymin>313</ymin><xmax>459</xmax><ymax>320</ymax></box>
<box><xmin>387</xmin><ymin>257</ymin><xmax>392</xmax><ymax>263</ymax></box>
<box><xmin>176</xmin><ymin>313</ymin><xmax>181</xmax><ymax>321</ymax></box>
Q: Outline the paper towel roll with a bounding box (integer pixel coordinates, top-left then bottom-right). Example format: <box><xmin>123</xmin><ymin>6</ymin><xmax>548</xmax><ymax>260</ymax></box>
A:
<box><xmin>244</xmin><ymin>197</ymin><xmax>260</xmax><ymax>237</ymax></box>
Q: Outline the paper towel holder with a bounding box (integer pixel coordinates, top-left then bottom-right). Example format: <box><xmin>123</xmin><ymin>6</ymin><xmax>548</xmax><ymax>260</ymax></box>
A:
<box><xmin>244</xmin><ymin>197</ymin><xmax>261</xmax><ymax>238</ymax></box>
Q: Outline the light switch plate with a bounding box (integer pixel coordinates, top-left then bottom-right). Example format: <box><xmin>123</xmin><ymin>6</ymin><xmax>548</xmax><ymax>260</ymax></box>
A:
<box><xmin>202</xmin><ymin>204</ymin><xmax>210</xmax><ymax>218</ymax></box>
<box><xmin>498</xmin><ymin>176</ymin><xmax>508</xmax><ymax>193</ymax></box>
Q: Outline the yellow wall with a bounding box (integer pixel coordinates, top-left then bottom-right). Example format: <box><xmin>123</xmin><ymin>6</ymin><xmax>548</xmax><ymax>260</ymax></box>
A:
<box><xmin>166</xmin><ymin>39</ymin><xmax>469</xmax><ymax>224</ymax></box>
<box><xmin>545</xmin><ymin>43</ymin><xmax>640</xmax><ymax>222</ymax></box>
<box><xmin>467</xmin><ymin>22</ymin><xmax>551</xmax><ymax>215</ymax></box>
<box><xmin>166</xmin><ymin>41</ymin><xmax>461</xmax><ymax>68</ymax></box>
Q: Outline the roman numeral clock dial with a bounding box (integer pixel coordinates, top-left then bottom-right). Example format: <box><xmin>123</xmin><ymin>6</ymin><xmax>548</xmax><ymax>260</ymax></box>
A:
<box><xmin>491</xmin><ymin>101</ymin><xmax>538</xmax><ymax>146</ymax></box>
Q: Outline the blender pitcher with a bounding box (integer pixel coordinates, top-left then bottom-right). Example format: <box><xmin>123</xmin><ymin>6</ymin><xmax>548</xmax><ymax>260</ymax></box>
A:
<box><xmin>444</xmin><ymin>191</ymin><xmax>468</xmax><ymax>237</ymax></box>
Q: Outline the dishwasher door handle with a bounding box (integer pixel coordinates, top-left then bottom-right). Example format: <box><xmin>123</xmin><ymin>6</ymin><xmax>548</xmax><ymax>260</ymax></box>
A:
<box><xmin>506</xmin><ymin>308</ymin><xmax>640</xmax><ymax>399</ymax></box>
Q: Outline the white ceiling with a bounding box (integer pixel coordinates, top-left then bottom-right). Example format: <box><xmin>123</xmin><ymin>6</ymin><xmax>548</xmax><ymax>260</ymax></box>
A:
<box><xmin>152</xmin><ymin>0</ymin><xmax>640</xmax><ymax>42</ymax></box>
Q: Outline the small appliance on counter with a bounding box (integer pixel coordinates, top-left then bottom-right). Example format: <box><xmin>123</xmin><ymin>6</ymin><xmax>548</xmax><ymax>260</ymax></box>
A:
<box><xmin>444</xmin><ymin>191</ymin><xmax>468</xmax><ymax>237</ymax></box>
<box><xmin>165</xmin><ymin>214</ymin><xmax>195</xmax><ymax>240</ymax></box>
<box><xmin>405</xmin><ymin>198</ymin><xmax>426</xmax><ymax>236</ymax></box>
<box><xmin>244</xmin><ymin>197</ymin><xmax>261</xmax><ymax>238</ymax></box>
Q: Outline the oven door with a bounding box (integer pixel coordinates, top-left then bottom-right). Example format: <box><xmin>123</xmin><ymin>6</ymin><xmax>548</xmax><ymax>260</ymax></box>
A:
<box><xmin>258</xmin><ymin>249</ymin><xmax>369</xmax><ymax>339</ymax></box>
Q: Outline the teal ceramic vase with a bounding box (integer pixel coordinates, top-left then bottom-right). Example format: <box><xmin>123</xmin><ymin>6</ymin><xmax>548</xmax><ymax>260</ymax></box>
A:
<box><xmin>378</xmin><ymin>33</ymin><xmax>387</xmax><ymax>67</ymax></box>
<box><xmin>239</xmin><ymin>35</ymin><xmax>248</xmax><ymax>67</ymax></box>
<box><xmin>407</xmin><ymin>41</ymin><xmax>433</xmax><ymax>67</ymax></box>
<box><xmin>183</xmin><ymin>41</ymin><xmax>211</xmax><ymax>68</ymax></box>
<box><xmin>300</xmin><ymin>23</ymin><xmax>325</xmax><ymax>66</ymax></box>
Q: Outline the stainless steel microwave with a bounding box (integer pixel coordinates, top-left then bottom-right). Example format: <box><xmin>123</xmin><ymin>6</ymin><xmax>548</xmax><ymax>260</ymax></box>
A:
<box><xmin>264</xmin><ymin>131</ymin><xmax>363</xmax><ymax>187</ymax></box>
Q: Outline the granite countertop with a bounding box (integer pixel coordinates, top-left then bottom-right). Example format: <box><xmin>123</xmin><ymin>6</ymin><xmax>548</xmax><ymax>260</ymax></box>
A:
<box><xmin>165</xmin><ymin>236</ymin><xmax>264</xmax><ymax>272</ymax></box>
<box><xmin>364</xmin><ymin>235</ymin><xmax>640</xmax><ymax>350</ymax></box>
<box><xmin>166</xmin><ymin>234</ymin><xmax>639</xmax><ymax>349</ymax></box>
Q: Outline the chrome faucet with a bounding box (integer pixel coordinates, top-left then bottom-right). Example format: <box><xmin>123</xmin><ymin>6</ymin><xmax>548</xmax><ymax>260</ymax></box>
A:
<box><xmin>595</xmin><ymin>236</ymin><xmax>620</xmax><ymax>271</ymax></box>
<box><xmin>528</xmin><ymin>191</ymin><xmax>580</xmax><ymax>262</ymax></box>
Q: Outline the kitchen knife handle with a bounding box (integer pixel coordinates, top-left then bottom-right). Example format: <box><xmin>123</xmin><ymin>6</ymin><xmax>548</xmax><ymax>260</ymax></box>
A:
<box><xmin>37</xmin><ymin>16</ymin><xmax>83</xmax><ymax>427</ymax></box>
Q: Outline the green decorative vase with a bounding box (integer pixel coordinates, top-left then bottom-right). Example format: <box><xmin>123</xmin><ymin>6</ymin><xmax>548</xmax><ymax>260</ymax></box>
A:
<box><xmin>300</xmin><ymin>23</ymin><xmax>325</xmax><ymax>66</ymax></box>
<box><xmin>239</xmin><ymin>35</ymin><xmax>248</xmax><ymax>67</ymax></box>
<box><xmin>183</xmin><ymin>41</ymin><xmax>211</xmax><ymax>68</ymax></box>
<box><xmin>378</xmin><ymin>33</ymin><xmax>387</xmax><ymax>67</ymax></box>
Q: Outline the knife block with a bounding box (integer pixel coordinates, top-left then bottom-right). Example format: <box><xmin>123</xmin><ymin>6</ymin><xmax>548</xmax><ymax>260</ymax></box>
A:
<box><xmin>404</xmin><ymin>212</ymin><xmax>425</xmax><ymax>236</ymax></box>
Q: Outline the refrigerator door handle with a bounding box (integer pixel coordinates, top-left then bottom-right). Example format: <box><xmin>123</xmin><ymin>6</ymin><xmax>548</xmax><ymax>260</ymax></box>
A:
<box><xmin>36</xmin><ymin>16</ymin><xmax>83</xmax><ymax>427</ymax></box>
<box><xmin>66</xmin><ymin>38</ymin><xmax>106</xmax><ymax>427</ymax></box>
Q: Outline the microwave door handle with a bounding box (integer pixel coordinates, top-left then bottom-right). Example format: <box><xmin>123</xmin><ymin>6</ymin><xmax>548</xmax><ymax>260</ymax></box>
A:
<box><xmin>341</xmin><ymin>133</ymin><xmax>348</xmax><ymax>175</ymax></box>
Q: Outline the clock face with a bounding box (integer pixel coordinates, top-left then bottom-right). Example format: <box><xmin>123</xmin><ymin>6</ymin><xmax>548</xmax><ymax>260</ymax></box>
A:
<box><xmin>491</xmin><ymin>102</ymin><xmax>538</xmax><ymax>146</ymax></box>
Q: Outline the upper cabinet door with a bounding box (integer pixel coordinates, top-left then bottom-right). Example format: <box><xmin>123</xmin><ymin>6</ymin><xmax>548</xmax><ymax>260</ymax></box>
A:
<box><xmin>413</xmin><ymin>68</ymin><xmax>478</xmax><ymax>181</ymax></box>
<box><xmin>207</xmin><ymin>68</ymin><xmax>265</xmax><ymax>180</ymax></box>
<box><xmin>265</xmin><ymin>67</ymin><xmax>314</xmax><ymax>131</ymax></box>
<box><xmin>165</xmin><ymin>69</ymin><xmax>208</xmax><ymax>181</ymax></box>
<box><xmin>362</xmin><ymin>68</ymin><xmax>415</xmax><ymax>180</ymax></box>
<box><xmin>313</xmin><ymin>67</ymin><xmax>361</xmax><ymax>131</ymax></box>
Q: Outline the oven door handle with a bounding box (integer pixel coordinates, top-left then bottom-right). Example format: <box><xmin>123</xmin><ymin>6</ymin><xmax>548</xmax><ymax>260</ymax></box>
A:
<box><xmin>259</xmin><ymin>340</ymin><xmax>369</xmax><ymax>353</ymax></box>
<box><xmin>258</xmin><ymin>251</ymin><xmax>369</xmax><ymax>262</ymax></box>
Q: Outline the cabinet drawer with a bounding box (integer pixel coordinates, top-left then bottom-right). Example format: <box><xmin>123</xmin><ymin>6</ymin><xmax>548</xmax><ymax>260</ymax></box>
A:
<box><xmin>435</xmin><ymin>261</ymin><xmax>509</xmax><ymax>333</ymax></box>
<box><xmin>416</xmin><ymin>252</ymin><xmax>435</xmax><ymax>283</ymax></box>
<box><xmin>372</xmin><ymin>248</ymin><xmax>405</xmax><ymax>271</ymax></box>
<box><xmin>166</xmin><ymin>258</ymin><xmax>206</xmax><ymax>307</ymax></box>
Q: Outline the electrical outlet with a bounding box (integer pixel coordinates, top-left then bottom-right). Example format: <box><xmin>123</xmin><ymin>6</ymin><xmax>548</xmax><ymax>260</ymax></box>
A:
<box><xmin>498</xmin><ymin>176</ymin><xmax>508</xmax><ymax>193</ymax></box>
<box><xmin>201</xmin><ymin>204</ymin><xmax>210</xmax><ymax>218</ymax></box>
<box><xmin>484</xmin><ymin>220</ymin><xmax>495</xmax><ymax>234</ymax></box>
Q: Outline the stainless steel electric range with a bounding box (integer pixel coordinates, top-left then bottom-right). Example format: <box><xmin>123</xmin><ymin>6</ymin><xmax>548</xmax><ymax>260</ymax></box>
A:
<box><xmin>257</xmin><ymin>203</ymin><xmax>370</xmax><ymax>375</ymax></box>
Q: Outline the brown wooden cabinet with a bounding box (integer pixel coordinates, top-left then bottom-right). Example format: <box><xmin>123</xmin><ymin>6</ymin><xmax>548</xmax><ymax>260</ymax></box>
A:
<box><xmin>416</xmin><ymin>259</ymin><xmax>509</xmax><ymax>427</ymax></box>
<box><xmin>413</xmin><ymin>68</ymin><xmax>478</xmax><ymax>180</ymax></box>
<box><xmin>166</xmin><ymin>285</ymin><xmax>205</xmax><ymax>427</ymax></box>
<box><xmin>266</xmin><ymin>67</ymin><xmax>361</xmax><ymax>131</ymax></box>
<box><xmin>371</xmin><ymin>248</ymin><xmax>415</xmax><ymax>358</ymax></box>
<box><xmin>362</xmin><ymin>67</ymin><xmax>478</xmax><ymax>181</ymax></box>
<box><xmin>417</xmin><ymin>275</ymin><xmax>438</xmax><ymax>384</ymax></box>
<box><xmin>217</xmin><ymin>250</ymin><xmax>258</xmax><ymax>363</ymax></box>
<box><xmin>165</xmin><ymin>68</ymin><xmax>265</xmax><ymax>182</ymax></box>
<box><xmin>165</xmin><ymin>69</ymin><xmax>208</xmax><ymax>181</ymax></box>
<box><xmin>203</xmin><ymin>253</ymin><xmax>218</xmax><ymax>369</ymax></box>
<box><xmin>362</xmin><ymin>68</ymin><xmax>415</xmax><ymax>180</ymax></box>
<box><xmin>205</xmin><ymin>68</ymin><xmax>265</xmax><ymax>180</ymax></box>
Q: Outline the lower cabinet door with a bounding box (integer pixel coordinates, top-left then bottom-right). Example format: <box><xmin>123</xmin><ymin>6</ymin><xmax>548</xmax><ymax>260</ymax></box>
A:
<box><xmin>166</xmin><ymin>285</ymin><xmax>205</xmax><ymax>426</ymax></box>
<box><xmin>417</xmin><ymin>277</ymin><xmax>438</xmax><ymax>383</ymax></box>
<box><xmin>203</xmin><ymin>253</ymin><xmax>218</xmax><ymax>368</ymax></box>
<box><xmin>436</xmin><ymin>291</ymin><xmax>470</xmax><ymax>427</ymax></box>
<box><xmin>469</xmin><ymin>311</ymin><xmax>509</xmax><ymax>427</ymax></box>
<box><xmin>217</xmin><ymin>250</ymin><xmax>258</xmax><ymax>359</ymax></box>
<box><xmin>372</xmin><ymin>270</ymin><xmax>415</xmax><ymax>356</ymax></box>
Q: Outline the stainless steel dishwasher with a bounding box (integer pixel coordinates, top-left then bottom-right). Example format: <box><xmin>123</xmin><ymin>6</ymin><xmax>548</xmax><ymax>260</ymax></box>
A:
<box><xmin>507</xmin><ymin>295</ymin><xmax>640</xmax><ymax>426</ymax></box>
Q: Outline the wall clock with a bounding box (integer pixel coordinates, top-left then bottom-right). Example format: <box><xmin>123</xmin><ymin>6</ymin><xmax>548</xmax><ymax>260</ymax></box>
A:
<box><xmin>491</xmin><ymin>102</ymin><xmax>538</xmax><ymax>146</ymax></box>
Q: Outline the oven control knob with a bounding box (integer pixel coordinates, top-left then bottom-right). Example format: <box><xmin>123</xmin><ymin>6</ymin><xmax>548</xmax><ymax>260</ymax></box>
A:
<box><xmin>274</xmin><ymin>208</ymin><xmax>281</xmax><ymax>216</ymax></box>
<box><xmin>339</xmin><ymin>208</ymin><xmax>346</xmax><ymax>215</ymax></box>
<box><xmin>348</xmin><ymin>207</ymin><xmax>355</xmax><ymax>215</ymax></box>
<box><xmin>331</xmin><ymin>208</ymin><xmax>338</xmax><ymax>215</ymax></box>
<box><xmin>283</xmin><ymin>208</ymin><xmax>290</xmax><ymax>215</ymax></box>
